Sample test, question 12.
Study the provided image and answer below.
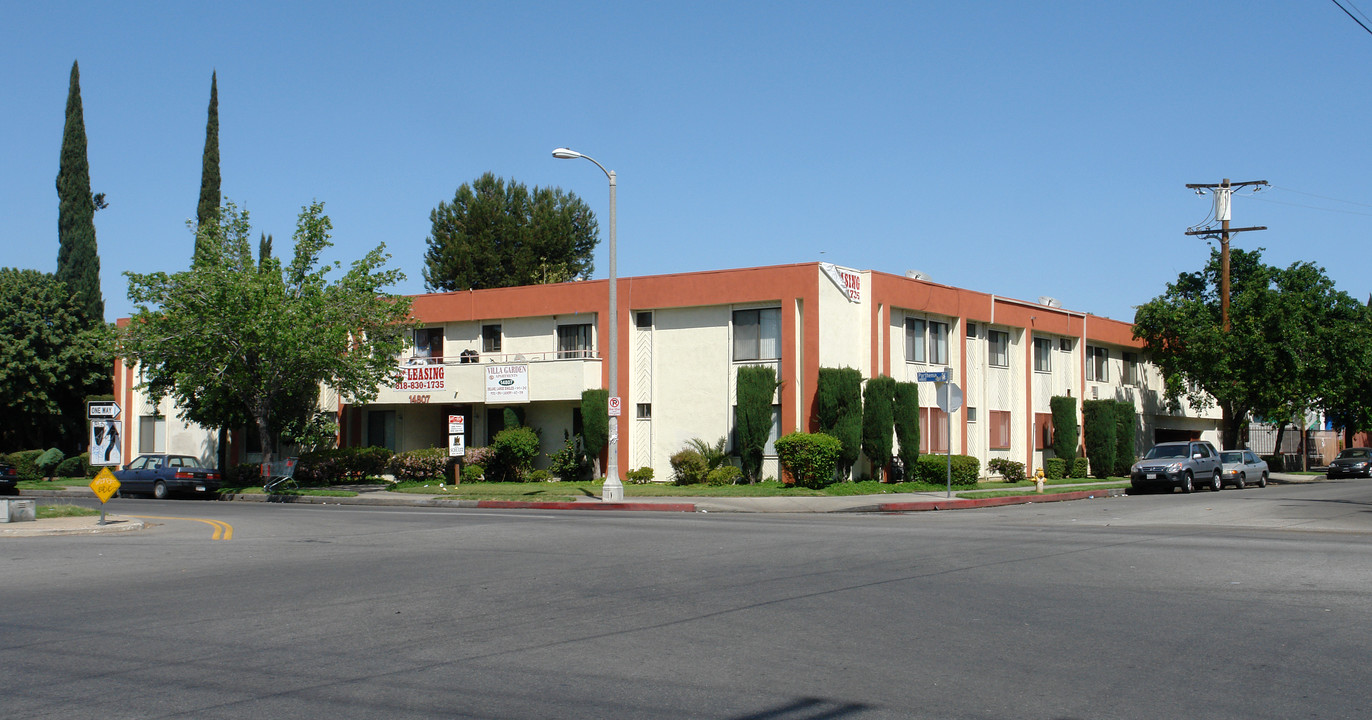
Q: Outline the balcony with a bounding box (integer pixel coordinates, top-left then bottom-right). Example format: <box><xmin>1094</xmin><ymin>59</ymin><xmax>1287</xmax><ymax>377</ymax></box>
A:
<box><xmin>364</xmin><ymin>352</ymin><xmax>603</xmax><ymax>406</ymax></box>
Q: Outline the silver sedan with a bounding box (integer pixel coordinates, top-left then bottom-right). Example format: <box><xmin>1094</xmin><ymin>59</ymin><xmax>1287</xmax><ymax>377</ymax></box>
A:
<box><xmin>1220</xmin><ymin>449</ymin><xmax>1268</xmax><ymax>489</ymax></box>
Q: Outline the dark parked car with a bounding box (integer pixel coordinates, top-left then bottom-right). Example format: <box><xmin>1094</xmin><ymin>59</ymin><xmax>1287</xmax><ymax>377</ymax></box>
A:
<box><xmin>114</xmin><ymin>454</ymin><xmax>222</xmax><ymax>499</ymax></box>
<box><xmin>1220</xmin><ymin>450</ymin><xmax>1268</xmax><ymax>489</ymax></box>
<box><xmin>1326</xmin><ymin>447</ymin><xmax>1372</xmax><ymax>479</ymax></box>
<box><xmin>1130</xmin><ymin>440</ymin><xmax>1224</xmax><ymax>493</ymax></box>
<box><xmin>0</xmin><ymin>461</ymin><xmax>17</xmax><ymax>494</ymax></box>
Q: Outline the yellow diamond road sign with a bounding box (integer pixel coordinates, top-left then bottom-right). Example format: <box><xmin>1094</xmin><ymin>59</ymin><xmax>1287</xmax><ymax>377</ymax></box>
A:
<box><xmin>90</xmin><ymin>468</ymin><xmax>121</xmax><ymax>504</ymax></box>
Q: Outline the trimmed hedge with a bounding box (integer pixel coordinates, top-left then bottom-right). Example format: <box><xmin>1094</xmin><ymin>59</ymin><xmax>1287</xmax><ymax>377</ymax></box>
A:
<box><xmin>36</xmin><ymin>448</ymin><xmax>65</xmax><ymax>477</ymax></box>
<box><xmin>1071</xmin><ymin>457</ymin><xmax>1089</xmax><ymax>479</ymax></box>
<box><xmin>390</xmin><ymin>447</ymin><xmax>454</xmax><ymax>482</ymax></box>
<box><xmin>774</xmin><ymin>431</ymin><xmax>842</xmax><ymax>489</ymax></box>
<box><xmin>6</xmin><ymin>450</ymin><xmax>46</xmax><ymax>480</ymax></box>
<box><xmin>1113</xmin><ymin>400</ymin><xmax>1137</xmax><ymax>476</ymax></box>
<box><xmin>1050</xmin><ymin>395</ymin><xmax>1078</xmax><ymax>459</ymax></box>
<box><xmin>296</xmin><ymin>447</ymin><xmax>395</xmax><ymax>485</ymax></box>
<box><xmin>893</xmin><ymin>381</ymin><xmax>920</xmax><ymax>473</ymax></box>
<box><xmin>816</xmin><ymin>367</ymin><xmax>863</xmax><ymax>478</ymax></box>
<box><xmin>625</xmin><ymin>466</ymin><xmax>655</xmax><ymax>484</ymax></box>
<box><xmin>54</xmin><ymin>452</ymin><xmax>93</xmax><ymax>479</ymax></box>
<box><xmin>861</xmin><ymin>376</ymin><xmax>896</xmax><ymax>481</ymax></box>
<box><xmin>1044</xmin><ymin>457</ymin><xmax>1067</xmax><ymax>480</ymax></box>
<box><xmin>736</xmin><ymin>365</ymin><xmax>779</xmax><ymax>482</ymax></box>
<box><xmin>910</xmin><ymin>454</ymin><xmax>981</xmax><ymax>486</ymax></box>
<box><xmin>1082</xmin><ymin>400</ymin><xmax>1116</xmax><ymax>479</ymax></box>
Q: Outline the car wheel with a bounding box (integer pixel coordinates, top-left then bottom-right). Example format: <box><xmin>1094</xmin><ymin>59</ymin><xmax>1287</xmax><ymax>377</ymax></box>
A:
<box><xmin>1210</xmin><ymin>471</ymin><xmax>1222</xmax><ymax>492</ymax></box>
<box><xmin>153</xmin><ymin>481</ymin><xmax>168</xmax><ymax>500</ymax></box>
<box><xmin>1182</xmin><ymin>471</ymin><xmax>1194</xmax><ymax>494</ymax></box>
<box><xmin>1258</xmin><ymin>472</ymin><xmax>1268</xmax><ymax>488</ymax></box>
<box><xmin>1235</xmin><ymin>473</ymin><xmax>1246</xmax><ymax>490</ymax></box>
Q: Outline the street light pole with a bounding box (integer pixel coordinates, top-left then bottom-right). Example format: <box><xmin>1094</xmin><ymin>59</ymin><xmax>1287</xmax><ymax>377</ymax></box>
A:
<box><xmin>552</xmin><ymin>148</ymin><xmax>623</xmax><ymax>501</ymax></box>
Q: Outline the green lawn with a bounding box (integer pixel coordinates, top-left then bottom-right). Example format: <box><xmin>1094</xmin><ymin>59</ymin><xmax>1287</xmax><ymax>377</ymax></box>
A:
<box><xmin>37</xmin><ymin>504</ymin><xmax>99</xmax><ymax>519</ymax></box>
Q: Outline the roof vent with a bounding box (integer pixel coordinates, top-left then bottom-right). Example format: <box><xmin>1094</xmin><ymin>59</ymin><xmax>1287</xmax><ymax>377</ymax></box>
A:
<box><xmin>1038</xmin><ymin>296</ymin><xmax>1061</xmax><ymax>308</ymax></box>
<box><xmin>906</xmin><ymin>270</ymin><xmax>932</xmax><ymax>281</ymax></box>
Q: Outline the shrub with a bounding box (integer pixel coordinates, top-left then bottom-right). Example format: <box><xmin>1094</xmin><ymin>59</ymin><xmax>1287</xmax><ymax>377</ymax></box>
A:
<box><xmin>296</xmin><ymin>447</ymin><xmax>395</xmax><ymax>485</ymax></box>
<box><xmin>774</xmin><ymin>432</ymin><xmax>842</xmax><ymax>489</ymax></box>
<box><xmin>987</xmin><ymin>457</ymin><xmax>1026</xmax><ymax>482</ymax></box>
<box><xmin>670</xmin><ymin>449</ymin><xmax>709</xmax><ymax>485</ymax></box>
<box><xmin>548</xmin><ymin>433</ymin><xmax>587</xmax><ymax>481</ymax></box>
<box><xmin>816</xmin><ymin>367</ymin><xmax>863</xmax><ymax>478</ymax></box>
<box><xmin>706</xmin><ymin>466</ymin><xmax>743</xmax><ymax>486</ymax></box>
<box><xmin>687</xmin><ymin>436</ymin><xmax>729</xmax><ymax>472</ymax></box>
<box><xmin>893</xmin><ymin>381</ymin><xmax>920</xmax><ymax>476</ymax></box>
<box><xmin>625</xmin><ymin>466</ymin><xmax>655</xmax><ymax>484</ymax></box>
<box><xmin>55</xmin><ymin>452</ymin><xmax>90</xmax><ymax>479</ymax></box>
<box><xmin>581</xmin><ymin>389</ymin><xmax>609</xmax><ymax>474</ymax></box>
<box><xmin>911</xmin><ymin>454</ymin><xmax>981</xmax><ymax>486</ymax></box>
<box><xmin>1261</xmin><ymin>454</ymin><xmax>1284</xmax><ymax>472</ymax></box>
<box><xmin>862</xmin><ymin>376</ymin><xmax>896</xmax><ymax>481</ymax></box>
<box><xmin>464</xmin><ymin>446</ymin><xmax>494</xmax><ymax>468</ymax></box>
<box><xmin>390</xmin><ymin>447</ymin><xmax>454</xmax><ymax>482</ymax></box>
<box><xmin>1050</xmin><ymin>395</ymin><xmax>1078</xmax><ymax>459</ymax></box>
<box><xmin>7</xmin><ymin>450</ymin><xmax>45</xmax><ymax>480</ymax></box>
<box><xmin>224</xmin><ymin>462</ymin><xmax>262</xmax><ymax>488</ymax></box>
<box><xmin>1071</xmin><ymin>457</ymin><xmax>1089</xmax><ymax>478</ymax></box>
<box><xmin>35</xmin><ymin>448</ymin><xmax>65</xmax><ymax>478</ymax></box>
<box><xmin>1082</xmin><ymin>400</ymin><xmax>1116</xmax><ymax>479</ymax></box>
<box><xmin>736</xmin><ymin>365</ymin><xmax>779</xmax><ymax>482</ymax></box>
<box><xmin>528</xmin><ymin>469</ymin><xmax>552</xmax><ymax>482</ymax></box>
<box><xmin>1045</xmin><ymin>457</ymin><xmax>1067</xmax><ymax>480</ymax></box>
<box><xmin>488</xmin><ymin>427</ymin><xmax>541</xmax><ymax>482</ymax></box>
<box><xmin>1113</xmin><ymin>400</ymin><xmax>1137</xmax><ymax>476</ymax></box>
<box><xmin>461</xmin><ymin>464</ymin><xmax>485</xmax><ymax>483</ymax></box>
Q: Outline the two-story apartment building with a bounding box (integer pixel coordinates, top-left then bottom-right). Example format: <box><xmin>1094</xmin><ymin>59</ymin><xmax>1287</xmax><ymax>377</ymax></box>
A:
<box><xmin>112</xmin><ymin>261</ymin><xmax>1222</xmax><ymax>480</ymax></box>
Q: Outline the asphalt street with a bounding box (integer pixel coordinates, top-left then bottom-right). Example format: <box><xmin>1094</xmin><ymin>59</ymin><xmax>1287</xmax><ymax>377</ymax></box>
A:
<box><xmin>3</xmin><ymin>480</ymin><xmax>1370</xmax><ymax>719</ymax></box>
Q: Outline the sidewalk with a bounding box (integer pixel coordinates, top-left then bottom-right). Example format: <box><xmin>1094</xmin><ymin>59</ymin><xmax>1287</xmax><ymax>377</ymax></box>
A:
<box><xmin>8</xmin><ymin>472</ymin><xmax>1321</xmax><ymax>536</ymax></box>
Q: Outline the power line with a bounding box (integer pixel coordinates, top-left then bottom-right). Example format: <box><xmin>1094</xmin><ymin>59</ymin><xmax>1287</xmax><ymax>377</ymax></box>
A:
<box><xmin>1267</xmin><ymin>184</ymin><xmax>1372</xmax><ymax>208</ymax></box>
<box><xmin>1331</xmin><ymin>0</ymin><xmax>1372</xmax><ymax>36</ymax></box>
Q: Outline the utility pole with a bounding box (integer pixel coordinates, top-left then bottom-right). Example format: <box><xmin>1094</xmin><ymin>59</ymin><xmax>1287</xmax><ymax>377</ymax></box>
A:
<box><xmin>1184</xmin><ymin>178</ymin><xmax>1267</xmax><ymax>331</ymax></box>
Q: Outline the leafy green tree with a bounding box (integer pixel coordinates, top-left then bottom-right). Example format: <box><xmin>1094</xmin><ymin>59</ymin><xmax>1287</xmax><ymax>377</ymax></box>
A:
<box><xmin>1321</xmin><ymin>299</ymin><xmax>1372</xmax><ymax>446</ymax></box>
<box><xmin>735</xmin><ymin>365</ymin><xmax>779</xmax><ymax>482</ymax></box>
<box><xmin>55</xmin><ymin>60</ymin><xmax>104</xmax><ymax>325</ymax></box>
<box><xmin>893</xmin><ymin>381</ymin><xmax>920</xmax><ymax>477</ymax></box>
<box><xmin>0</xmin><ymin>268</ymin><xmax>112</xmax><ymax>451</ymax></box>
<box><xmin>423</xmin><ymin>172</ymin><xmax>598</xmax><ymax>291</ymax></box>
<box><xmin>815</xmin><ymin>367</ymin><xmax>862</xmax><ymax>479</ymax></box>
<box><xmin>120</xmin><ymin>201</ymin><xmax>414</xmax><ymax>462</ymax></box>
<box><xmin>1134</xmin><ymin>248</ymin><xmax>1350</xmax><ymax>450</ymax></box>
<box><xmin>1049</xmin><ymin>395</ymin><xmax>1077</xmax><ymax>459</ymax></box>
<box><xmin>861</xmin><ymin>376</ymin><xmax>895</xmax><ymax>481</ymax></box>
<box><xmin>581</xmin><ymin>389</ymin><xmax>608</xmax><ymax>478</ymax></box>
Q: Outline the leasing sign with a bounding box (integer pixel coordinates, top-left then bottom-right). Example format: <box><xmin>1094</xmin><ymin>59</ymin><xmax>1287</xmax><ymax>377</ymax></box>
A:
<box><xmin>485</xmin><ymin>364</ymin><xmax>529</xmax><ymax>403</ymax></box>
<box><xmin>396</xmin><ymin>364</ymin><xmax>446</xmax><ymax>391</ymax></box>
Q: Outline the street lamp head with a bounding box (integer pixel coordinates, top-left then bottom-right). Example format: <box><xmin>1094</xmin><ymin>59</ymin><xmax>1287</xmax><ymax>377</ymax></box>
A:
<box><xmin>552</xmin><ymin>148</ymin><xmax>583</xmax><ymax>160</ymax></box>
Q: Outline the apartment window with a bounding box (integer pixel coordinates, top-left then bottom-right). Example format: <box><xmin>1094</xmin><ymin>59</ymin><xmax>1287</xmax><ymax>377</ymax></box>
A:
<box><xmin>557</xmin><ymin>323</ymin><xmax>593</xmax><ymax>359</ymax></box>
<box><xmin>905</xmin><ymin>318</ymin><xmax>926</xmax><ymax>363</ymax></box>
<box><xmin>637</xmin><ymin>403</ymin><xmax>652</xmax><ymax>419</ymax></box>
<box><xmin>989</xmin><ymin>410</ymin><xmax>1012</xmax><ymax>449</ymax></box>
<box><xmin>1087</xmin><ymin>345</ymin><xmax>1109</xmax><ymax>382</ymax></box>
<box><xmin>967</xmin><ymin>407</ymin><xmax>977</xmax><ymax>423</ymax></box>
<box><xmin>1059</xmin><ymin>338</ymin><xmax>1073</xmax><ymax>352</ymax></box>
<box><xmin>1033</xmin><ymin>337</ymin><xmax>1052</xmax><ymax>373</ymax></box>
<box><xmin>733</xmin><ymin>308</ymin><xmax>781</xmax><ymax>361</ymax></box>
<box><xmin>482</xmin><ymin>324</ymin><xmax>502</xmax><ymax>354</ymax></box>
<box><xmin>367</xmin><ymin>410</ymin><xmax>396</xmax><ymax>451</ymax></box>
<box><xmin>929</xmin><ymin>322</ymin><xmax>949</xmax><ymax>365</ymax></box>
<box><xmin>1122</xmin><ymin>351</ymin><xmax>1139</xmax><ymax>386</ymax></box>
<box><xmin>988</xmin><ymin>330</ymin><xmax>1009</xmax><ymax>368</ymax></box>
<box><xmin>1035</xmin><ymin>412</ymin><xmax>1053</xmax><ymax>451</ymax></box>
<box><xmin>413</xmin><ymin>327</ymin><xmax>443</xmax><ymax>364</ymax></box>
<box><xmin>920</xmin><ymin>408</ymin><xmax>950</xmax><ymax>453</ymax></box>
<box><xmin>636</xmin><ymin>311</ymin><xmax>653</xmax><ymax>329</ymax></box>
<box><xmin>139</xmin><ymin>415</ymin><xmax>166</xmax><ymax>454</ymax></box>
<box><xmin>966</xmin><ymin>322</ymin><xmax>978</xmax><ymax>338</ymax></box>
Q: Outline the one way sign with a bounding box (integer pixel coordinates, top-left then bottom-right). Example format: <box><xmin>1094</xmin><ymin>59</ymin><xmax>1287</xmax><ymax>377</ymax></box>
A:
<box><xmin>87</xmin><ymin>400</ymin><xmax>121</xmax><ymax>419</ymax></box>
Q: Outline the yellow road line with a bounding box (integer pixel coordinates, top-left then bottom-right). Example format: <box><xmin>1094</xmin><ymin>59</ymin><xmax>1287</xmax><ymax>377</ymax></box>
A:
<box><xmin>130</xmin><ymin>515</ymin><xmax>234</xmax><ymax>540</ymax></box>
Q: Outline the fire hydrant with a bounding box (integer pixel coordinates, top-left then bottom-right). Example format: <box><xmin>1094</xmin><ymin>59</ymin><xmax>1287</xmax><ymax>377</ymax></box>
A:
<box><xmin>1034</xmin><ymin>467</ymin><xmax>1046</xmax><ymax>493</ymax></box>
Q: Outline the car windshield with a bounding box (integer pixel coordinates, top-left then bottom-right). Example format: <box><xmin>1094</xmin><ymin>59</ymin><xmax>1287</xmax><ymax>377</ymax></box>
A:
<box><xmin>1221</xmin><ymin>451</ymin><xmax>1243</xmax><ymax>463</ymax></box>
<box><xmin>1337</xmin><ymin>449</ymin><xmax>1370</xmax><ymax>459</ymax></box>
<box><xmin>1144</xmin><ymin>445</ymin><xmax>1188</xmax><ymax>459</ymax></box>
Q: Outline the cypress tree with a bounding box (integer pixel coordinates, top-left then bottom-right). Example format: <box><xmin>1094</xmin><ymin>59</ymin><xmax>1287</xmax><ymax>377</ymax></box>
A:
<box><xmin>55</xmin><ymin>60</ymin><xmax>103</xmax><ymax>325</ymax></box>
<box><xmin>1050</xmin><ymin>395</ymin><xmax>1078</xmax><ymax>460</ymax></box>
<box><xmin>1113</xmin><ymin>399</ymin><xmax>1137</xmax><ymax>476</ymax></box>
<box><xmin>861</xmin><ymin>376</ymin><xmax>896</xmax><ymax>481</ymax></box>
<box><xmin>735</xmin><ymin>365</ymin><xmax>779</xmax><ymax>482</ymax></box>
<box><xmin>195</xmin><ymin>71</ymin><xmax>221</xmax><ymax>263</ymax></box>
<box><xmin>893</xmin><ymin>381</ymin><xmax>920</xmax><ymax>477</ymax></box>
<box><xmin>1082</xmin><ymin>399</ymin><xmax>1117</xmax><ymax>479</ymax></box>
<box><xmin>815</xmin><ymin>367</ymin><xmax>863</xmax><ymax>479</ymax></box>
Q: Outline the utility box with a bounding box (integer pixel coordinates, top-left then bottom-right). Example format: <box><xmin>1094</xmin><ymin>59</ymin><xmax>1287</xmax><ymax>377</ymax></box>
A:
<box><xmin>0</xmin><ymin>499</ymin><xmax>37</xmax><ymax>523</ymax></box>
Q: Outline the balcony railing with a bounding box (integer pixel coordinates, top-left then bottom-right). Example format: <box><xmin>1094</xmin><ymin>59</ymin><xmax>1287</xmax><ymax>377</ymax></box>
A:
<box><xmin>404</xmin><ymin>349</ymin><xmax>598</xmax><ymax>366</ymax></box>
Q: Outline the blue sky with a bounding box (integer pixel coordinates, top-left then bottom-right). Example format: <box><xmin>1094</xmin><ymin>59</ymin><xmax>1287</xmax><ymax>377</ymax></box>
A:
<box><xmin>4</xmin><ymin>2</ymin><xmax>1371</xmax><ymax>324</ymax></box>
